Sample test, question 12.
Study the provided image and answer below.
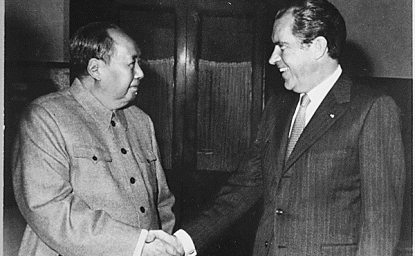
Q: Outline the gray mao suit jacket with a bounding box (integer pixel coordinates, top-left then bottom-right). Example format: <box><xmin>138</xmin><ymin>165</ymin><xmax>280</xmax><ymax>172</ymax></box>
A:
<box><xmin>13</xmin><ymin>79</ymin><xmax>175</xmax><ymax>255</ymax></box>
<box><xmin>184</xmin><ymin>74</ymin><xmax>406</xmax><ymax>256</ymax></box>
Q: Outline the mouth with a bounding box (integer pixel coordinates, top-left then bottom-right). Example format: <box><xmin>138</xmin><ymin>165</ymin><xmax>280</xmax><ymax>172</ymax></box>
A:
<box><xmin>279</xmin><ymin>67</ymin><xmax>289</xmax><ymax>73</ymax></box>
<box><xmin>130</xmin><ymin>86</ymin><xmax>138</xmax><ymax>96</ymax></box>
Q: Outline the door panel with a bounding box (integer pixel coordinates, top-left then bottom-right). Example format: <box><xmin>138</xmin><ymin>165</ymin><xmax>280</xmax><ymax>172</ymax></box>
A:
<box><xmin>197</xmin><ymin>59</ymin><xmax>252</xmax><ymax>171</ymax></box>
<box><xmin>197</xmin><ymin>15</ymin><xmax>254</xmax><ymax>171</ymax></box>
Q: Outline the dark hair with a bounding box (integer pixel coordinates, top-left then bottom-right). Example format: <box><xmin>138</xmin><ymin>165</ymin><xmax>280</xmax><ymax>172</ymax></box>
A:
<box><xmin>70</xmin><ymin>22</ymin><xmax>124</xmax><ymax>79</ymax></box>
<box><xmin>276</xmin><ymin>0</ymin><xmax>346</xmax><ymax>59</ymax></box>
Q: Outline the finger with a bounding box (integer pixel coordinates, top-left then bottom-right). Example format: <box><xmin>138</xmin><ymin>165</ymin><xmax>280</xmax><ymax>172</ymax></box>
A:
<box><xmin>165</xmin><ymin>243</ymin><xmax>180</xmax><ymax>256</ymax></box>
<box><xmin>149</xmin><ymin>230</ymin><xmax>179</xmax><ymax>246</ymax></box>
<box><xmin>154</xmin><ymin>238</ymin><xmax>180</xmax><ymax>256</ymax></box>
<box><xmin>173</xmin><ymin>235</ymin><xmax>185</xmax><ymax>254</ymax></box>
<box><xmin>145</xmin><ymin>231</ymin><xmax>156</xmax><ymax>243</ymax></box>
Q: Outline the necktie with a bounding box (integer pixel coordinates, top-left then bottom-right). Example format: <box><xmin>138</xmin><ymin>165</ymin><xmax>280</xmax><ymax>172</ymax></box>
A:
<box><xmin>285</xmin><ymin>94</ymin><xmax>311</xmax><ymax>161</ymax></box>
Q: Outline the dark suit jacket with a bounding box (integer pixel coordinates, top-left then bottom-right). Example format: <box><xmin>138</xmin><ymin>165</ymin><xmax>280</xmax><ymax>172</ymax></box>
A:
<box><xmin>184</xmin><ymin>74</ymin><xmax>406</xmax><ymax>256</ymax></box>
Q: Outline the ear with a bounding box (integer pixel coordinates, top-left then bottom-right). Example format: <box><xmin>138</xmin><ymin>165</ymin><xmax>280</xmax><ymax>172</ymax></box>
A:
<box><xmin>312</xmin><ymin>36</ymin><xmax>328</xmax><ymax>60</ymax></box>
<box><xmin>87</xmin><ymin>58</ymin><xmax>103</xmax><ymax>80</ymax></box>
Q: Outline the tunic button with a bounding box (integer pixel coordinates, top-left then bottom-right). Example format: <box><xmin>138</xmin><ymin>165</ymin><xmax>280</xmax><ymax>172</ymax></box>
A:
<box><xmin>276</xmin><ymin>209</ymin><xmax>284</xmax><ymax>215</ymax></box>
<box><xmin>140</xmin><ymin>206</ymin><xmax>145</xmax><ymax>213</ymax></box>
<box><xmin>92</xmin><ymin>155</ymin><xmax>97</xmax><ymax>161</ymax></box>
<box><xmin>121</xmin><ymin>148</ymin><xmax>127</xmax><ymax>154</ymax></box>
<box><xmin>264</xmin><ymin>241</ymin><xmax>269</xmax><ymax>247</ymax></box>
<box><xmin>130</xmin><ymin>177</ymin><xmax>136</xmax><ymax>184</ymax></box>
<box><xmin>111</xmin><ymin>120</ymin><xmax>116</xmax><ymax>127</ymax></box>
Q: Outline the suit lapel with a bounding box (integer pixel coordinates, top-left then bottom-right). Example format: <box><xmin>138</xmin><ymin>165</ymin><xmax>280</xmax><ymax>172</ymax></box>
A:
<box><xmin>274</xmin><ymin>94</ymin><xmax>299</xmax><ymax>173</ymax></box>
<box><xmin>283</xmin><ymin>75</ymin><xmax>353</xmax><ymax>171</ymax></box>
<box><xmin>264</xmin><ymin>92</ymin><xmax>298</xmax><ymax>185</ymax></box>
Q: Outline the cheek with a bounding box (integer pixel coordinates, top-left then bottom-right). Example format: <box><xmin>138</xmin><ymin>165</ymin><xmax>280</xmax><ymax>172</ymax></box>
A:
<box><xmin>124</xmin><ymin>68</ymin><xmax>135</xmax><ymax>82</ymax></box>
<box><xmin>117</xmin><ymin>69</ymin><xmax>133</xmax><ymax>83</ymax></box>
<box><xmin>108</xmin><ymin>69</ymin><xmax>123</xmax><ymax>82</ymax></box>
<box><xmin>286</xmin><ymin>56</ymin><xmax>307</xmax><ymax>74</ymax></box>
<box><xmin>281</xmin><ymin>52</ymin><xmax>295</xmax><ymax>68</ymax></box>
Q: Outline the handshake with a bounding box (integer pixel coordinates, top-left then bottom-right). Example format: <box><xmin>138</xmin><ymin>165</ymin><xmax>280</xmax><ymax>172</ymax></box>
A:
<box><xmin>142</xmin><ymin>230</ymin><xmax>187</xmax><ymax>256</ymax></box>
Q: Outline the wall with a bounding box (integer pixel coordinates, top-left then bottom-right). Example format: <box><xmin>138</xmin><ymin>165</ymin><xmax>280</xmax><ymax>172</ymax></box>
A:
<box><xmin>331</xmin><ymin>0</ymin><xmax>412</xmax><ymax>78</ymax></box>
<box><xmin>5</xmin><ymin>0</ymin><xmax>69</xmax><ymax>62</ymax></box>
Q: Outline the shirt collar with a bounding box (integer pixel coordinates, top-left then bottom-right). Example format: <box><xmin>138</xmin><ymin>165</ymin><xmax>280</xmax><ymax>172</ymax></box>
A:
<box><xmin>306</xmin><ymin>65</ymin><xmax>342</xmax><ymax>103</ymax></box>
<box><xmin>69</xmin><ymin>78</ymin><xmax>128</xmax><ymax>131</ymax></box>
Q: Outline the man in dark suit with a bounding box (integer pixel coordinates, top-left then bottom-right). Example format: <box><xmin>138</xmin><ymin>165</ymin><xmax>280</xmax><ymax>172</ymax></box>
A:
<box><xmin>181</xmin><ymin>0</ymin><xmax>406</xmax><ymax>255</ymax></box>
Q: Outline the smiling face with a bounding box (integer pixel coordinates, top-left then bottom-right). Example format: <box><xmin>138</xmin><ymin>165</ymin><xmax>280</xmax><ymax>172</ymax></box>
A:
<box><xmin>268</xmin><ymin>10</ymin><xmax>319</xmax><ymax>93</ymax></box>
<box><xmin>95</xmin><ymin>29</ymin><xmax>144</xmax><ymax>110</ymax></box>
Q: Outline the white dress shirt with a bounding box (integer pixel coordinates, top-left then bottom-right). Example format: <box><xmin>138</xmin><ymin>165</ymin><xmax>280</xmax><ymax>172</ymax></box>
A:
<box><xmin>289</xmin><ymin>65</ymin><xmax>342</xmax><ymax>136</ymax></box>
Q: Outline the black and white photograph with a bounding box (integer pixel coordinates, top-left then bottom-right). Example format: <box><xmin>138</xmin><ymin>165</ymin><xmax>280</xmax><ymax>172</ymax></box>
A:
<box><xmin>3</xmin><ymin>0</ymin><xmax>412</xmax><ymax>255</ymax></box>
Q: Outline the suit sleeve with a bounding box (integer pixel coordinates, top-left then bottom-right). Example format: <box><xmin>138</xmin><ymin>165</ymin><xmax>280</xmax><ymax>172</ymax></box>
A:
<box><xmin>13</xmin><ymin>104</ymin><xmax>141</xmax><ymax>256</ymax></box>
<box><xmin>181</xmin><ymin>143</ymin><xmax>264</xmax><ymax>253</ymax></box>
<box><xmin>357</xmin><ymin>96</ymin><xmax>406</xmax><ymax>256</ymax></box>
<box><xmin>180</xmin><ymin>97</ymin><xmax>278</xmax><ymax>253</ymax></box>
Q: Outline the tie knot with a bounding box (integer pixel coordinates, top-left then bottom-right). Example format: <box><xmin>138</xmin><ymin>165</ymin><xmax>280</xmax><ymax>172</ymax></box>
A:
<box><xmin>300</xmin><ymin>94</ymin><xmax>311</xmax><ymax>107</ymax></box>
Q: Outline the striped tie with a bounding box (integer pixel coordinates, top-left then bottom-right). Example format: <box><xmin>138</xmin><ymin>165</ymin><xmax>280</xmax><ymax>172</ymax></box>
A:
<box><xmin>285</xmin><ymin>94</ymin><xmax>311</xmax><ymax>161</ymax></box>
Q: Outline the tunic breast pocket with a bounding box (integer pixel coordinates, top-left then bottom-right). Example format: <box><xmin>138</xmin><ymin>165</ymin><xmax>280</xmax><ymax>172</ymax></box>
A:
<box><xmin>73</xmin><ymin>145</ymin><xmax>112</xmax><ymax>163</ymax></box>
<box><xmin>72</xmin><ymin>145</ymin><xmax>116</xmax><ymax>201</ymax></box>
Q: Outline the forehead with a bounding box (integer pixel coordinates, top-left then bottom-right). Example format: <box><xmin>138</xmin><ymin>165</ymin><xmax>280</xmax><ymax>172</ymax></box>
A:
<box><xmin>271</xmin><ymin>10</ymin><xmax>295</xmax><ymax>42</ymax></box>
<box><xmin>108</xmin><ymin>29</ymin><xmax>140</xmax><ymax>58</ymax></box>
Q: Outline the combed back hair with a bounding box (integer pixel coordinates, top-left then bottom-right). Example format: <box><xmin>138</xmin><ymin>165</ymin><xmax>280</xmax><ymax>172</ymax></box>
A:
<box><xmin>70</xmin><ymin>22</ymin><xmax>124</xmax><ymax>79</ymax></box>
<box><xmin>276</xmin><ymin>0</ymin><xmax>346</xmax><ymax>60</ymax></box>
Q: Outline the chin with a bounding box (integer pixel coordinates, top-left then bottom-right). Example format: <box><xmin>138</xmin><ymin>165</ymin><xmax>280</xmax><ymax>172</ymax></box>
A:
<box><xmin>132</xmin><ymin>93</ymin><xmax>139</xmax><ymax>101</ymax></box>
<box><xmin>284</xmin><ymin>82</ymin><xmax>295</xmax><ymax>91</ymax></box>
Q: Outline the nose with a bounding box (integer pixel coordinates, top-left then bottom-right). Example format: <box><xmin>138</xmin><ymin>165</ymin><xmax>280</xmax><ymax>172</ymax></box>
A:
<box><xmin>269</xmin><ymin>45</ymin><xmax>282</xmax><ymax>65</ymax></box>
<box><xmin>134</xmin><ymin>62</ymin><xmax>144</xmax><ymax>80</ymax></box>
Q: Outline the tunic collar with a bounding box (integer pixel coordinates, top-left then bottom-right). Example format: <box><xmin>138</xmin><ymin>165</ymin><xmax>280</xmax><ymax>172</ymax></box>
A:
<box><xmin>69</xmin><ymin>78</ymin><xmax>128</xmax><ymax>131</ymax></box>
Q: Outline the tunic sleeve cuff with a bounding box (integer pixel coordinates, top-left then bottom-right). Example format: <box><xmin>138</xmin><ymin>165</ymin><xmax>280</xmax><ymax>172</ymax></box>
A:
<box><xmin>133</xmin><ymin>229</ymin><xmax>148</xmax><ymax>256</ymax></box>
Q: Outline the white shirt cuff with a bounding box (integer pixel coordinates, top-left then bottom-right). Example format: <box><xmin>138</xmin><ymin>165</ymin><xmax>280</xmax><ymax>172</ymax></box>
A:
<box><xmin>174</xmin><ymin>229</ymin><xmax>197</xmax><ymax>256</ymax></box>
<box><xmin>133</xmin><ymin>229</ymin><xmax>148</xmax><ymax>256</ymax></box>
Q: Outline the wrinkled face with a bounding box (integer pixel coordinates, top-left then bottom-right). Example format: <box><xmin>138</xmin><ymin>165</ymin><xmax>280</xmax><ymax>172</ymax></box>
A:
<box><xmin>98</xmin><ymin>29</ymin><xmax>144</xmax><ymax>109</ymax></box>
<box><xmin>268</xmin><ymin>10</ymin><xmax>317</xmax><ymax>93</ymax></box>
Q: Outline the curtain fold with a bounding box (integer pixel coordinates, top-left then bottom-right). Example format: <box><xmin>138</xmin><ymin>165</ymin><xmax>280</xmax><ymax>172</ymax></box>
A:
<box><xmin>197</xmin><ymin>60</ymin><xmax>252</xmax><ymax>171</ymax></box>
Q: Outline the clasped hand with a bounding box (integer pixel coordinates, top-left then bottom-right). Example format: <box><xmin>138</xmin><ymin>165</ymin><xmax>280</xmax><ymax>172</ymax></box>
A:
<box><xmin>142</xmin><ymin>230</ymin><xmax>185</xmax><ymax>256</ymax></box>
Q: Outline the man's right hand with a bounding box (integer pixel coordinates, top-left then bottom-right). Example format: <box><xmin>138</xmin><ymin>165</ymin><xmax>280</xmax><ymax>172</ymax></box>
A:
<box><xmin>142</xmin><ymin>230</ymin><xmax>183</xmax><ymax>256</ymax></box>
